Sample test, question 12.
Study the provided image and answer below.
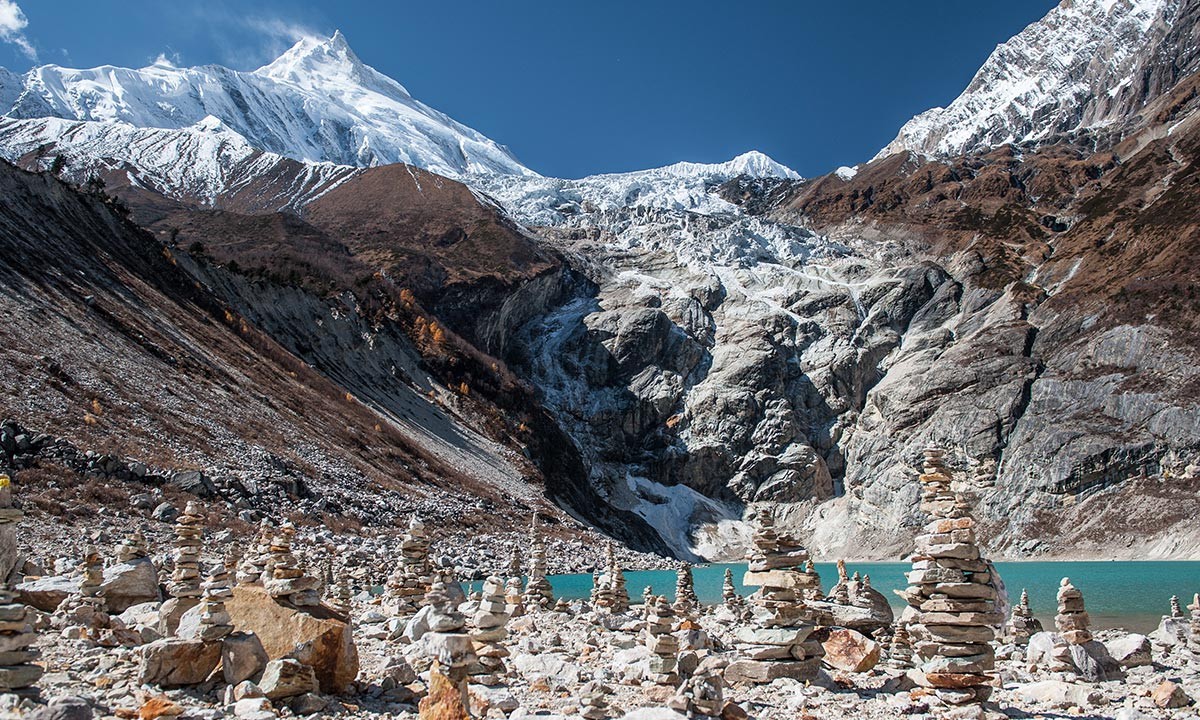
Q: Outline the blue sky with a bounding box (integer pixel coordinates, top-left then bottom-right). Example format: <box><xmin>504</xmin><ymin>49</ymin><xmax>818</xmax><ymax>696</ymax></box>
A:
<box><xmin>0</xmin><ymin>0</ymin><xmax>1058</xmax><ymax>179</ymax></box>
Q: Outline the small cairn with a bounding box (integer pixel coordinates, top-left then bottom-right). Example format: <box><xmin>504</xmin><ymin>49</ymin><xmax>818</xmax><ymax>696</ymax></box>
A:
<box><xmin>522</xmin><ymin>516</ymin><xmax>554</xmax><ymax>609</ymax></box>
<box><xmin>114</xmin><ymin>530</ymin><xmax>150</xmax><ymax>563</ymax></box>
<box><xmin>828</xmin><ymin>559</ymin><xmax>851</xmax><ymax>605</ymax></box>
<box><xmin>899</xmin><ymin>447</ymin><xmax>997</xmax><ymax>706</ymax></box>
<box><xmin>590</xmin><ymin>569</ymin><xmax>603</xmax><ymax>607</ymax></box>
<box><xmin>731</xmin><ymin>507</ymin><xmax>823</xmax><ymax>682</ymax></box>
<box><xmin>553</xmin><ymin>597</ymin><xmax>571</xmax><ymax>614</ymax></box>
<box><xmin>669</xmin><ymin>667</ymin><xmax>724</xmax><ymax>719</ymax></box>
<box><xmin>235</xmin><ymin>521</ymin><xmax>272</xmax><ymax>586</ymax></box>
<box><xmin>1007</xmin><ymin>589</ymin><xmax>1043</xmax><ymax>645</ymax></box>
<box><xmin>1170</xmin><ymin>594</ymin><xmax>1184</xmax><ymax>618</ymax></box>
<box><xmin>263</xmin><ymin>524</ymin><xmax>321</xmax><ymax>606</ymax></box>
<box><xmin>673</xmin><ymin>563</ymin><xmax>698</xmax><ymax>617</ymax></box>
<box><xmin>579</xmin><ymin>679</ymin><xmax>616</xmax><ymax>720</ymax></box>
<box><xmin>1188</xmin><ymin>594</ymin><xmax>1200</xmax><ymax>645</ymax></box>
<box><xmin>422</xmin><ymin>581</ymin><xmax>477</xmax><ymax>680</ymax></box>
<box><xmin>386</xmin><ymin>517</ymin><xmax>432</xmax><ymax>617</ymax></box>
<box><xmin>469</xmin><ymin>576</ymin><xmax>511</xmax><ymax>685</ymax></box>
<box><xmin>167</xmin><ymin>502</ymin><xmax>205</xmax><ymax>601</ymax></box>
<box><xmin>1055</xmin><ymin>577</ymin><xmax>1091</xmax><ymax>645</ymax></box>
<box><xmin>645</xmin><ymin>595</ymin><xmax>680</xmax><ymax>685</ymax></box>
<box><xmin>194</xmin><ymin>561</ymin><xmax>234</xmax><ymax>641</ymax></box>
<box><xmin>607</xmin><ymin>543</ymin><xmax>630</xmax><ymax>612</ymax></box>
<box><xmin>888</xmin><ymin>623</ymin><xmax>914</xmax><ymax>670</ymax></box>
<box><xmin>504</xmin><ymin>577</ymin><xmax>525</xmax><ymax>617</ymax></box>
<box><xmin>721</xmin><ymin>568</ymin><xmax>745</xmax><ymax>612</ymax></box>
<box><xmin>0</xmin><ymin>474</ymin><xmax>42</xmax><ymax>694</ymax></box>
<box><xmin>330</xmin><ymin>570</ymin><xmax>353</xmax><ymax>617</ymax></box>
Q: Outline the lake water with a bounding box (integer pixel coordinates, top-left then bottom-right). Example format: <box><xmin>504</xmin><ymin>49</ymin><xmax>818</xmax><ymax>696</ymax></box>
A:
<box><xmin>484</xmin><ymin>561</ymin><xmax>1200</xmax><ymax>634</ymax></box>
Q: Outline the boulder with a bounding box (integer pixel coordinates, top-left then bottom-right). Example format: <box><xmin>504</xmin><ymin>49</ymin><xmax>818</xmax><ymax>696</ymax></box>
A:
<box><xmin>25</xmin><ymin>696</ymin><xmax>94</xmax><ymax>720</ymax></box>
<box><xmin>222</xmin><ymin>632</ymin><xmax>269</xmax><ymax>685</ymax></box>
<box><xmin>100</xmin><ymin>559</ymin><xmax>160</xmax><ymax>613</ymax></box>
<box><xmin>419</xmin><ymin>665</ymin><xmax>470</xmax><ymax>720</ymax></box>
<box><xmin>258</xmin><ymin>659</ymin><xmax>317</xmax><ymax>700</ymax></box>
<box><xmin>1149</xmin><ymin>616</ymin><xmax>1190</xmax><ymax>646</ymax></box>
<box><xmin>1103</xmin><ymin>633</ymin><xmax>1152</xmax><ymax>668</ymax></box>
<box><xmin>512</xmin><ymin>652</ymin><xmax>580</xmax><ymax>690</ymax></box>
<box><xmin>224</xmin><ymin>585</ymin><xmax>357</xmax><ymax>693</ymax></box>
<box><xmin>139</xmin><ymin>638</ymin><xmax>221</xmax><ymax>687</ymax></box>
<box><xmin>1151</xmin><ymin>680</ymin><xmax>1190</xmax><ymax>709</ymax></box>
<box><xmin>821</xmin><ymin>628</ymin><xmax>880</xmax><ymax>672</ymax></box>
<box><xmin>1017</xmin><ymin>680</ymin><xmax>1104</xmax><ymax>708</ymax></box>
<box><xmin>15</xmin><ymin>574</ymin><xmax>75</xmax><ymax>612</ymax></box>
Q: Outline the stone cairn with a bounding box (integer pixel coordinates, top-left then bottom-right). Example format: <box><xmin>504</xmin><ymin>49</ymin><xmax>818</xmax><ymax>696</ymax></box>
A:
<box><xmin>1189</xmin><ymin>594</ymin><xmax>1200</xmax><ymax>647</ymax></box>
<box><xmin>829</xmin><ymin>559</ymin><xmax>851</xmax><ymax>605</ymax></box>
<box><xmin>0</xmin><ymin>474</ymin><xmax>42</xmax><ymax>695</ymax></box>
<box><xmin>1007</xmin><ymin>589</ymin><xmax>1043</xmax><ymax>645</ymax></box>
<box><xmin>469</xmin><ymin>575</ymin><xmax>510</xmax><ymax>685</ymax></box>
<box><xmin>194</xmin><ymin>561</ymin><xmax>234</xmax><ymax>641</ymax></box>
<box><xmin>263</xmin><ymin>524</ymin><xmax>320</xmax><ymax>606</ymax></box>
<box><xmin>1055</xmin><ymin>577</ymin><xmax>1091</xmax><ymax>645</ymax></box>
<box><xmin>386</xmin><ymin>517</ymin><xmax>433</xmax><ymax>617</ymax></box>
<box><xmin>331</xmin><ymin>571</ymin><xmax>353</xmax><ymax>617</ymax></box>
<box><xmin>422</xmin><ymin>581</ymin><xmax>477</xmax><ymax>680</ymax></box>
<box><xmin>578</xmin><ymin>679</ymin><xmax>616</xmax><ymax>720</ymax></box>
<box><xmin>645</xmin><ymin>595</ymin><xmax>680</xmax><ymax>685</ymax></box>
<box><xmin>58</xmin><ymin>546</ymin><xmax>106</xmax><ymax>632</ymax></box>
<box><xmin>900</xmin><ymin>447</ymin><xmax>997</xmax><ymax>706</ymax></box>
<box><xmin>590</xmin><ymin>569</ymin><xmax>603</xmax><ymax>607</ymax></box>
<box><xmin>235</xmin><ymin>521</ymin><xmax>273</xmax><ymax>586</ymax></box>
<box><xmin>167</xmin><ymin>502</ymin><xmax>205</xmax><ymax>602</ymax></box>
<box><xmin>114</xmin><ymin>530</ymin><xmax>150</xmax><ymax>563</ymax></box>
<box><xmin>888</xmin><ymin>623</ymin><xmax>914</xmax><ymax>670</ymax></box>
<box><xmin>522</xmin><ymin>516</ymin><xmax>554</xmax><ymax>610</ymax></box>
<box><xmin>1170</xmin><ymin>595</ymin><xmax>1184</xmax><ymax>618</ymax></box>
<box><xmin>721</xmin><ymin>568</ymin><xmax>745</xmax><ymax>613</ymax></box>
<box><xmin>674</xmin><ymin>563</ymin><xmax>698</xmax><ymax>618</ymax></box>
<box><xmin>504</xmin><ymin>577</ymin><xmax>525</xmax><ymax>617</ymax></box>
<box><xmin>608</xmin><ymin>543</ymin><xmax>629</xmax><ymax>612</ymax></box>
<box><xmin>732</xmin><ymin>507</ymin><xmax>824</xmax><ymax>682</ymax></box>
<box><xmin>669</xmin><ymin>667</ymin><xmax>724</xmax><ymax>719</ymax></box>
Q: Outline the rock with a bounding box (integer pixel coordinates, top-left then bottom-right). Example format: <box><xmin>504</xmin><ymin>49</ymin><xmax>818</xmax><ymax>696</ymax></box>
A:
<box><xmin>138</xmin><ymin>638</ymin><xmax>221</xmax><ymax>687</ymax></box>
<box><xmin>15</xmin><ymin>574</ymin><xmax>75</xmax><ymax>611</ymax></box>
<box><xmin>232</xmin><ymin>698</ymin><xmax>274</xmax><ymax>720</ymax></box>
<box><xmin>101</xmin><ymin>559</ymin><xmax>160</xmax><ymax>613</ymax></box>
<box><xmin>821</xmin><ymin>628</ymin><xmax>880</xmax><ymax>672</ymax></box>
<box><xmin>418</xmin><ymin>665</ymin><xmax>470</xmax><ymax>720</ymax></box>
<box><xmin>234</xmin><ymin>681</ymin><xmax>265</xmax><ymax>700</ymax></box>
<box><xmin>512</xmin><ymin>652</ymin><xmax>580</xmax><ymax>690</ymax></box>
<box><xmin>152</xmin><ymin>503</ymin><xmax>179</xmax><ymax>522</ymax></box>
<box><xmin>26</xmin><ymin>696</ymin><xmax>95</xmax><ymax>720</ymax></box>
<box><xmin>137</xmin><ymin>696</ymin><xmax>183</xmax><ymax>720</ymax></box>
<box><xmin>224</xmin><ymin>584</ymin><xmax>358</xmax><ymax>693</ymax></box>
<box><xmin>1017</xmin><ymin>680</ymin><xmax>1104</xmax><ymax>708</ymax></box>
<box><xmin>170</xmin><ymin>470</ymin><xmax>216</xmax><ymax>497</ymax></box>
<box><xmin>222</xmin><ymin>632</ymin><xmax>269</xmax><ymax>685</ymax></box>
<box><xmin>1151</xmin><ymin>680</ymin><xmax>1190</xmax><ymax>709</ymax></box>
<box><xmin>1103</xmin><ymin>633</ymin><xmax>1152</xmax><ymax>668</ymax></box>
<box><xmin>288</xmin><ymin>693</ymin><xmax>327</xmax><ymax>715</ymax></box>
<box><xmin>258</xmin><ymin>659</ymin><xmax>318</xmax><ymax>700</ymax></box>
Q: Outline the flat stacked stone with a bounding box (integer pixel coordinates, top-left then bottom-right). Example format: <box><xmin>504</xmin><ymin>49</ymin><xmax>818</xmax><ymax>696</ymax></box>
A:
<box><xmin>668</xmin><ymin>667</ymin><xmax>724</xmax><ymax>719</ymax></box>
<box><xmin>801</xmin><ymin>560</ymin><xmax>823</xmax><ymax>601</ymax></box>
<box><xmin>579</xmin><ymin>680</ymin><xmax>615</xmax><ymax>720</ymax></box>
<box><xmin>644</xmin><ymin>595</ymin><xmax>680</xmax><ymax>685</ymax></box>
<box><xmin>195</xmin><ymin>561</ymin><xmax>234</xmax><ymax>641</ymax></box>
<box><xmin>522</xmin><ymin>517</ymin><xmax>553</xmax><ymax>609</ymax></box>
<box><xmin>888</xmin><ymin>623</ymin><xmax>914</xmax><ymax>670</ymax></box>
<box><xmin>1170</xmin><ymin>594</ymin><xmax>1184</xmax><ymax>618</ymax></box>
<box><xmin>235</xmin><ymin>521</ymin><xmax>272</xmax><ymax>586</ymax></box>
<box><xmin>899</xmin><ymin>447</ymin><xmax>998</xmax><ymax>706</ymax></box>
<box><xmin>504</xmin><ymin>577</ymin><xmax>525</xmax><ymax>617</ymax></box>
<box><xmin>722</xmin><ymin>569</ymin><xmax>744</xmax><ymax>611</ymax></box>
<box><xmin>331</xmin><ymin>572</ymin><xmax>353</xmax><ymax>617</ymax></box>
<box><xmin>263</xmin><ymin>524</ymin><xmax>320</xmax><ymax>606</ymax></box>
<box><xmin>729</xmin><ymin>507</ymin><xmax>823</xmax><ymax>683</ymax></box>
<box><xmin>1007</xmin><ymin>589</ymin><xmax>1042</xmax><ymax>645</ymax></box>
<box><xmin>423</xmin><ymin>581</ymin><xmax>476</xmax><ymax>681</ymax></box>
<box><xmin>507</xmin><ymin>548</ymin><xmax>522</xmax><ymax>580</ymax></box>
<box><xmin>1055</xmin><ymin>577</ymin><xmax>1091</xmax><ymax>645</ymax></box>
<box><xmin>590</xmin><ymin>569</ymin><xmax>603</xmax><ymax>606</ymax></box>
<box><xmin>828</xmin><ymin>560</ymin><xmax>851</xmax><ymax>605</ymax></box>
<box><xmin>0</xmin><ymin>475</ymin><xmax>41</xmax><ymax>694</ymax></box>
<box><xmin>387</xmin><ymin>517</ymin><xmax>432</xmax><ymax>617</ymax></box>
<box><xmin>469</xmin><ymin>576</ymin><xmax>510</xmax><ymax>685</ymax></box>
<box><xmin>167</xmin><ymin>502</ymin><xmax>205</xmax><ymax>600</ymax></box>
<box><xmin>552</xmin><ymin>597</ymin><xmax>571</xmax><ymax>614</ymax></box>
<box><xmin>607</xmin><ymin>543</ymin><xmax>629</xmax><ymax>612</ymax></box>
<box><xmin>115</xmin><ymin>530</ymin><xmax>150</xmax><ymax>563</ymax></box>
<box><xmin>673</xmin><ymin>563</ymin><xmax>698</xmax><ymax>617</ymax></box>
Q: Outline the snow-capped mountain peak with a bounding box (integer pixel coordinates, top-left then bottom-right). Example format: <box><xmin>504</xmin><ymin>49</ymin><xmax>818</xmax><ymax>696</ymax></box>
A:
<box><xmin>255</xmin><ymin>30</ymin><xmax>405</xmax><ymax>96</ymax></box>
<box><xmin>647</xmin><ymin>150</ymin><xmax>800</xmax><ymax>181</ymax></box>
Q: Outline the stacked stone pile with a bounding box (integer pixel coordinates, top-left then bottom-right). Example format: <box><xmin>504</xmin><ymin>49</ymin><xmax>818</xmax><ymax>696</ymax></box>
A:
<box><xmin>235</xmin><ymin>522</ymin><xmax>272</xmax><ymax>586</ymax></box>
<box><xmin>674</xmin><ymin>563</ymin><xmax>698</xmax><ymax>617</ymax></box>
<box><xmin>1055</xmin><ymin>578</ymin><xmax>1091</xmax><ymax>645</ymax></box>
<box><xmin>504</xmin><ymin>577</ymin><xmax>524</xmax><ymax>617</ymax></box>
<box><xmin>1007</xmin><ymin>589</ymin><xmax>1042</xmax><ymax>645</ymax></box>
<box><xmin>194</xmin><ymin>562</ymin><xmax>233</xmax><ymax>641</ymax></box>
<box><xmin>729</xmin><ymin>508</ymin><xmax>823</xmax><ymax>683</ymax></box>
<box><xmin>386</xmin><ymin>517</ymin><xmax>432</xmax><ymax>617</ymax></box>
<box><xmin>899</xmin><ymin>447</ymin><xmax>998</xmax><ymax>706</ymax></box>
<box><xmin>470</xmin><ymin>576</ymin><xmax>510</xmax><ymax>685</ymax></box>
<box><xmin>263</xmin><ymin>524</ymin><xmax>320</xmax><ymax>606</ymax></box>
<box><xmin>645</xmin><ymin>595</ymin><xmax>680</xmax><ymax>685</ymax></box>
<box><xmin>421</xmin><ymin>581</ymin><xmax>476</xmax><ymax>680</ymax></box>
<box><xmin>888</xmin><ymin>623</ymin><xmax>913</xmax><ymax>670</ymax></box>
<box><xmin>114</xmin><ymin>530</ymin><xmax>150</xmax><ymax>562</ymax></box>
<box><xmin>1170</xmin><ymin>595</ymin><xmax>1184</xmax><ymax>618</ymax></box>
<box><xmin>668</xmin><ymin>668</ymin><xmax>724</xmax><ymax>718</ymax></box>
<box><xmin>167</xmin><ymin>502</ymin><xmax>204</xmax><ymax>601</ymax></box>
<box><xmin>579</xmin><ymin>680</ymin><xmax>615</xmax><ymax>720</ymax></box>
<box><xmin>523</xmin><ymin>517</ymin><xmax>553</xmax><ymax>609</ymax></box>
<box><xmin>0</xmin><ymin>474</ymin><xmax>41</xmax><ymax>695</ymax></box>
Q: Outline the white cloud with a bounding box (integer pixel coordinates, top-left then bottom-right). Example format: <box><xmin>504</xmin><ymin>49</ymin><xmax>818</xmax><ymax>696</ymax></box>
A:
<box><xmin>0</xmin><ymin>0</ymin><xmax>35</xmax><ymax>60</ymax></box>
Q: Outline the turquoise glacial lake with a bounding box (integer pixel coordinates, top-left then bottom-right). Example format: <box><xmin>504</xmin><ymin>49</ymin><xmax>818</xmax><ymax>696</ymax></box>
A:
<box><xmin>483</xmin><ymin>561</ymin><xmax>1200</xmax><ymax>634</ymax></box>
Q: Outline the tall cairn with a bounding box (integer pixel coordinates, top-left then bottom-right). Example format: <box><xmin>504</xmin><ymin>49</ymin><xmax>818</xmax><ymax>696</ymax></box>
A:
<box><xmin>235</xmin><ymin>521</ymin><xmax>272</xmax><ymax>586</ymax></box>
<box><xmin>644</xmin><ymin>595</ymin><xmax>680</xmax><ymax>685</ymax></box>
<box><xmin>422</xmin><ymin>581</ymin><xmax>477</xmax><ymax>679</ymax></box>
<box><xmin>387</xmin><ymin>517</ymin><xmax>432</xmax><ymax>616</ymax></box>
<box><xmin>263</xmin><ymin>524</ymin><xmax>321</xmax><ymax>606</ymax></box>
<box><xmin>167</xmin><ymin>502</ymin><xmax>205</xmax><ymax>601</ymax></box>
<box><xmin>900</xmin><ymin>447</ymin><xmax>998</xmax><ymax>706</ymax></box>
<box><xmin>194</xmin><ymin>561</ymin><xmax>234</xmax><ymax>641</ymax></box>
<box><xmin>888</xmin><ymin>623</ymin><xmax>914</xmax><ymax>670</ymax></box>
<box><xmin>1055</xmin><ymin>578</ymin><xmax>1091</xmax><ymax>645</ymax></box>
<box><xmin>522</xmin><ymin>516</ymin><xmax>553</xmax><ymax>610</ymax></box>
<box><xmin>469</xmin><ymin>576</ymin><xmax>511</xmax><ymax>685</ymax></box>
<box><xmin>673</xmin><ymin>563</ymin><xmax>698</xmax><ymax>617</ymax></box>
<box><xmin>1006</xmin><ymin>589</ymin><xmax>1042</xmax><ymax>645</ymax></box>
<box><xmin>730</xmin><ymin>507</ymin><xmax>824</xmax><ymax>683</ymax></box>
<box><xmin>1188</xmin><ymin>594</ymin><xmax>1200</xmax><ymax>646</ymax></box>
<box><xmin>0</xmin><ymin>474</ymin><xmax>41</xmax><ymax>695</ymax></box>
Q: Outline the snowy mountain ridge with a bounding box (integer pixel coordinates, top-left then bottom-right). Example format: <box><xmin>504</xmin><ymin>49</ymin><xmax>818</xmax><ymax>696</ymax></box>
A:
<box><xmin>876</xmin><ymin>0</ymin><xmax>1188</xmax><ymax>160</ymax></box>
<box><xmin>0</xmin><ymin>31</ymin><xmax>533</xmax><ymax>178</ymax></box>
